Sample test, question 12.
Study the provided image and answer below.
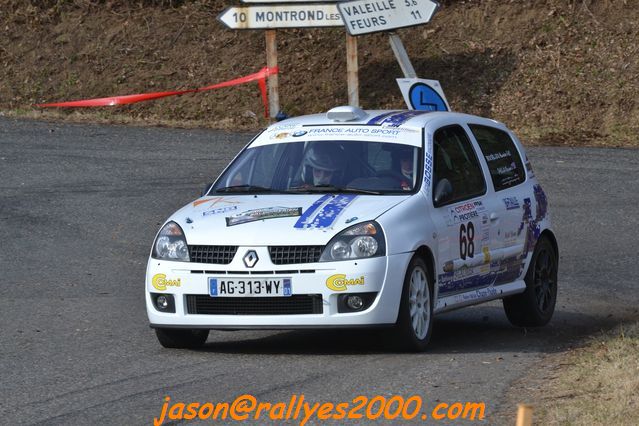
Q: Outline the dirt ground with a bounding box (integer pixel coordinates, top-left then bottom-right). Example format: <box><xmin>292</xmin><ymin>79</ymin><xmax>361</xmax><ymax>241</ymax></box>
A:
<box><xmin>1</xmin><ymin>0</ymin><xmax>638</xmax><ymax>147</ymax></box>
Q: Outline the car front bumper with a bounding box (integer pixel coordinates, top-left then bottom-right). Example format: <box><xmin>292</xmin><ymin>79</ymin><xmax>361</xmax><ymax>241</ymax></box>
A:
<box><xmin>145</xmin><ymin>248</ymin><xmax>412</xmax><ymax>328</ymax></box>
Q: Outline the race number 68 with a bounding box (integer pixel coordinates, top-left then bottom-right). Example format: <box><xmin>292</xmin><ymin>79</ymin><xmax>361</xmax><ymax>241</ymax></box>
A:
<box><xmin>459</xmin><ymin>222</ymin><xmax>475</xmax><ymax>260</ymax></box>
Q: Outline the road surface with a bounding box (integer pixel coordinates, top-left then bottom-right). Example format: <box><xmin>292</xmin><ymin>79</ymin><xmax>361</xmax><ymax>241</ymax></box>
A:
<box><xmin>1</xmin><ymin>117</ymin><xmax>637</xmax><ymax>425</ymax></box>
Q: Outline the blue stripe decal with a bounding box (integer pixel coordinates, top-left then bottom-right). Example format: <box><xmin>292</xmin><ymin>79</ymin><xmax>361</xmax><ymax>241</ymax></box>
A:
<box><xmin>378</xmin><ymin>111</ymin><xmax>431</xmax><ymax>127</ymax></box>
<box><xmin>367</xmin><ymin>111</ymin><xmax>400</xmax><ymax>125</ymax></box>
<box><xmin>366</xmin><ymin>111</ymin><xmax>431</xmax><ymax>127</ymax></box>
<box><xmin>294</xmin><ymin>194</ymin><xmax>358</xmax><ymax>229</ymax></box>
<box><xmin>294</xmin><ymin>194</ymin><xmax>332</xmax><ymax>229</ymax></box>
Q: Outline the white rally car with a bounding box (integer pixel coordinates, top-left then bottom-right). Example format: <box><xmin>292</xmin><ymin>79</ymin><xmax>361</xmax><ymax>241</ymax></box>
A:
<box><xmin>146</xmin><ymin>106</ymin><xmax>558</xmax><ymax>351</ymax></box>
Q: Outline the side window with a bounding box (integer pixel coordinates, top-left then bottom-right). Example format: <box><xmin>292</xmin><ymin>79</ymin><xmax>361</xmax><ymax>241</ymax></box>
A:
<box><xmin>224</xmin><ymin>144</ymin><xmax>284</xmax><ymax>188</ymax></box>
<box><xmin>469</xmin><ymin>124</ymin><xmax>525</xmax><ymax>191</ymax></box>
<box><xmin>252</xmin><ymin>143</ymin><xmax>285</xmax><ymax>187</ymax></box>
<box><xmin>432</xmin><ymin>125</ymin><xmax>486</xmax><ymax>206</ymax></box>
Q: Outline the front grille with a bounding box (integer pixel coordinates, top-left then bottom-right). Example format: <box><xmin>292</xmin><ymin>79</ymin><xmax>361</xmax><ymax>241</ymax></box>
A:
<box><xmin>189</xmin><ymin>245</ymin><xmax>238</xmax><ymax>264</ymax></box>
<box><xmin>186</xmin><ymin>294</ymin><xmax>323</xmax><ymax>315</ymax></box>
<box><xmin>268</xmin><ymin>246</ymin><xmax>323</xmax><ymax>264</ymax></box>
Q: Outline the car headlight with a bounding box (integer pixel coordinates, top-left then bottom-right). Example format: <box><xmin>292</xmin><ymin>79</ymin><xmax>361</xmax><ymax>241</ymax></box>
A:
<box><xmin>152</xmin><ymin>221</ymin><xmax>190</xmax><ymax>262</ymax></box>
<box><xmin>320</xmin><ymin>221</ymin><xmax>385</xmax><ymax>262</ymax></box>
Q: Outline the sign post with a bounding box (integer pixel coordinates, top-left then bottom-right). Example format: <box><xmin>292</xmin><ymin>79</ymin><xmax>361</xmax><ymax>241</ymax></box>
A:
<box><xmin>219</xmin><ymin>2</ymin><xmax>343</xmax><ymax>119</ymax></box>
<box><xmin>338</xmin><ymin>0</ymin><xmax>439</xmax><ymax>81</ymax></box>
<box><xmin>265</xmin><ymin>30</ymin><xmax>280</xmax><ymax>119</ymax></box>
<box><xmin>388</xmin><ymin>32</ymin><xmax>416</xmax><ymax>78</ymax></box>
<box><xmin>346</xmin><ymin>34</ymin><xmax>359</xmax><ymax>107</ymax></box>
<box><xmin>218</xmin><ymin>0</ymin><xmax>440</xmax><ymax>117</ymax></box>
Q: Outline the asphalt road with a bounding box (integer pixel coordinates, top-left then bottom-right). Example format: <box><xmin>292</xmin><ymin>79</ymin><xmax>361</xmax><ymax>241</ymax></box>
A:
<box><xmin>1</xmin><ymin>116</ymin><xmax>638</xmax><ymax>425</ymax></box>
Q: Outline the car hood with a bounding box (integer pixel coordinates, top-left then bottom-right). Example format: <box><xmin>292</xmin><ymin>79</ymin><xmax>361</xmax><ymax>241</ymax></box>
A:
<box><xmin>169</xmin><ymin>193</ymin><xmax>410</xmax><ymax>246</ymax></box>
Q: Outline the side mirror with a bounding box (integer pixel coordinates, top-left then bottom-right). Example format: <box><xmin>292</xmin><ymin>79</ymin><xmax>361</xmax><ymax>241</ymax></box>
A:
<box><xmin>201</xmin><ymin>182</ymin><xmax>214</xmax><ymax>197</ymax></box>
<box><xmin>433</xmin><ymin>178</ymin><xmax>453</xmax><ymax>207</ymax></box>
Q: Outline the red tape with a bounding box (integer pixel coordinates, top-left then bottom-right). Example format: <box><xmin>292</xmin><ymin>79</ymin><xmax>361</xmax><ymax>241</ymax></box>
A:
<box><xmin>37</xmin><ymin>66</ymin><xmax>279</xmax><ymax>118</ymax></box>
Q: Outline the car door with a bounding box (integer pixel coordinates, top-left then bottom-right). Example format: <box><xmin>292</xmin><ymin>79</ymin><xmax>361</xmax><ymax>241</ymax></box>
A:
<box><xmin>467</xmin><ymin>124</ymin><xmax>530</xmax><ymax>285</ymax></box>
<box><xmin>427</xmin><ymin>125</ymin><xmax>503</xmax><ymax>300</ymax></box>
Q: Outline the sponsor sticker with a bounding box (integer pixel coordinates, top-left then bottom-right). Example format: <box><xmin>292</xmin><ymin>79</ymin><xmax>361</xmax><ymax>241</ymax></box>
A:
<box><xmin>268</xmin><ymin>123</ymin><xmax>298</xmax><ymax>132</ymax></box>
<box><xmin>497</xmin><ymin>163</ymin><xmax>517</xmax><ymax>175</ymax></box>
<box><xmin>193</xmin><ymin>196</ymin><xmax>241</xmax><ymax>208</ymax></box>
<box><xmin>482</xmin><ymin>246</ymin><xmax>491</xmax><ymax>263</ymax></box>
<box><xmin>447</xmin><ymin>200</ymin><xmax>485</xmax><ymax>226</ymax></box>
<box><xmin>423</xmin><ymin>150</ymin><xmax>433</xmax><ymax>187</ymax></box>
<box><xmin>272</xmin><ymin>132</ymin><xmax>290</xmax><ymax>139</ymax></box>
<box><xmin>253</xmin><ymin>125</ymin><xmax>421</xmax><ymax>147</ymax></box>
<box><xmin>453</xmin><ymin>286</ymin><xmax>499</xmax><ymax>303</ymax></box>
<box><xmin>226</xmin><ymin>206</ymin><xmax>302</xmax><ymax>226</ymax></box>
<box><xmin>525</xmin><ymin>158</ymin><xmax>535</xmax><ymax>177</ymax></box>
<box><xmin>484</xmin><ymin>150</ymin><xmax>511</xmax><ymax>162</ymax></box>
<box><xmin>503</xmin><ymin>197</ymin><xmax>520</xmax><ymax>210</ymax></box>
<box><xmin>203</xmin><ymin>205</ymin><xmax>238</xmax><ymax>217</ymax></box>
<box><xmin>152</xmin><ymin>273</ymin><xmax>181</xmax><ymax>291</ymax></box>
<box><xmin>326</xmin><ymin>274</ymin><xmax>365</xmax><ymax>291</ymax></box>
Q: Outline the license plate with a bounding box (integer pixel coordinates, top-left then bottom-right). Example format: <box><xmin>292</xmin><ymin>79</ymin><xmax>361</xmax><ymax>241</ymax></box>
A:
<box><xmin>208</xmin><ymin>277</ymin><xmax>292</xmax><ymax>297</ymax></box>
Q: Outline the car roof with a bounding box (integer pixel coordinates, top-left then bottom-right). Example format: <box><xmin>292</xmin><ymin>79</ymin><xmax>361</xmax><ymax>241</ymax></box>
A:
<box><xmin>251</xmin><ymin>107</ymin><xmax>510</xmax><ymax>149</ymax></box>
<box><xmin>270</xmin><ymin>107</ymin><xmax>506</xmax><ymax>131</ymax></box>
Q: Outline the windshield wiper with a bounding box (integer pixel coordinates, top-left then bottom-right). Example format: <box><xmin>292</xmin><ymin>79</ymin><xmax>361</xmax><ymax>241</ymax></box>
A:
<box><xmin>288</xmin><ymin>185</ymin><xmax>382</xmax><ymax>195</ymax></box>
<box><xmin>215</xmin><ymin>185</ymin><xmax>285</xmax><ymax>194</ymax></box>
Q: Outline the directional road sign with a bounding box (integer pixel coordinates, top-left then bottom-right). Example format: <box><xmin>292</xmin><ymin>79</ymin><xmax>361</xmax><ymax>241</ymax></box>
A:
<box><xmin>218</xmin><ymin>4</ymin><xmax>343</xmax><ymax>29</ymax></box>
<box><xmin>338</xmin><ymin>0</ymin><xmax>439</xmax><ymax>35</ymax></box>
<box><xmin>242</xmin><ymin>0</ymin><xmax>339</xmax><ymax>2</ymax></box>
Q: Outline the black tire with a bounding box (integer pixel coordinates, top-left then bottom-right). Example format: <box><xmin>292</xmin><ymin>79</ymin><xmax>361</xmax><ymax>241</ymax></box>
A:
<box><xmin>503</xmin><ymin>237</ymin><xmax>558</xmax><ymax>327</ymax></box>
<box><xmin>155</xmin><ymin>328</ymin><xmax>209</xmax><ymax>349</ymax></box>
<box><xmin>394</xmin><ymin>256</ymin><xmax>434</xmax><ymax>352</ymax></box>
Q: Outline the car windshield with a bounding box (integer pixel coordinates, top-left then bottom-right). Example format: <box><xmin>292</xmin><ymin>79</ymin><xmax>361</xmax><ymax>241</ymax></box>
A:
<box><xmin>212</xmin><ymin>140</ymin><xmax>422</xmax><ymax>195</ymax></box>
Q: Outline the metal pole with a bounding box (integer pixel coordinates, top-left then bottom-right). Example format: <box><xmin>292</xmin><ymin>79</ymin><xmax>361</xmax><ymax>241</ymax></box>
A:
<box><xmin>265</xmin><ymin>30</ymin><xmax>279</xmax><ymax>120</ymax></box>
<box><xmin>388</xmin><ymin>32</ymin><xmax>417</xmax><ymax>78</ymax></box>
<box><xmin>346</xmin><ymin>34</ymin><xmax>359</xmax><ymax>107</ymax></box>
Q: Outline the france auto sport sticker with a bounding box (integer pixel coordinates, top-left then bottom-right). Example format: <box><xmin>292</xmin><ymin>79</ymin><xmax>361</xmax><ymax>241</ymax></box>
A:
<box><xmin>225</xmin><ymin>206</ymin><xmax>302</xmax><ymax>226</ymax></box>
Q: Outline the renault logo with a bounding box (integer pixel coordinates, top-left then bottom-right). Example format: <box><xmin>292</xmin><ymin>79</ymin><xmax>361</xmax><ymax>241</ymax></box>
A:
<box><xmin>243</xmin><ymin>250</ymin><xmax>259</xmax><ymax>268</ymax></box>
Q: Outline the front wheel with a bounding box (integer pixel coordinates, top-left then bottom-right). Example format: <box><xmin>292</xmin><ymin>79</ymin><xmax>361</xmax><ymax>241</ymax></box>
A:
<box><xmin>155</xmin><ymin>328</ymin><xmax>209</xmax><ymax>349</ymax></box>
<box><xmin>394</xmin><ymin>256</ymin><xmax>434</xmax><ymax>352</ymax></box>
<box><xmin>503</xmin><ymin>237</ymin><xmax>558</xmax><ymax>327</ymax></box>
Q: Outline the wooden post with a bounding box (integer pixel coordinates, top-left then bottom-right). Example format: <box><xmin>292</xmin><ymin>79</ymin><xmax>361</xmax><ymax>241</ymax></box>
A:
<box><xmin>516</xmin><ymin>404</ymin><xmax>533</xmax><ymax>426</ymax></box>
<box><xmin>345</xmin><ymin>34</ymin><xmax>359</xmax><ymax>107</ymax></box>
<box><xmin>388</xmin><ymin>32</ymin><xmax>417</xmax><ymax>78</ymax></box>
<box><xmin>265</xmin><ymin>30</ymin><xmax>279</xmax><ymax>120</ymax></box>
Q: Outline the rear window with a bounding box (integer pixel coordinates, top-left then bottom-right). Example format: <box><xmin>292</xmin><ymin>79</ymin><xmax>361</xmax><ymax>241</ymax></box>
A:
<box><xmin>469</xmin><ymin>124</ymin><xmax>525</xmax><ymax>191</ymax></box>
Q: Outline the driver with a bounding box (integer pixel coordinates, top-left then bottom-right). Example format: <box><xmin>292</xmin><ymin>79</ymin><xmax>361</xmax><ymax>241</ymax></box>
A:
<box><xmin>301</xmin><ymin>144</ymin><xmax>343</xmax><ymax>186</ymax></box>
<box><xmin>394</xmin><ymin>146</ymin><xmax>414</xmax><ymax>190</ymax></box>
<box><xmin>399</xmin><ymin>148</ymin><xmax>413</xmax><ymax>181</ymax></box>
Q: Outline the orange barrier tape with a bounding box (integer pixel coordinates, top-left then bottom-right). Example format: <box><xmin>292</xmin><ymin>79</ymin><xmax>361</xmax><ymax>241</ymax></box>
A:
<box><xmin>36</xmin><ymin>66</ymin><xmax>279</xmax><ymax>118</ymax></box>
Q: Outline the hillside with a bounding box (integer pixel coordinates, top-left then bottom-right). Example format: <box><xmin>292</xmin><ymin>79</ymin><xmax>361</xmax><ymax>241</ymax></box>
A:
<box><xmin>1</xmin><ymin>0</ymin><xmax>637</xmax><ymax>146</ymax></box>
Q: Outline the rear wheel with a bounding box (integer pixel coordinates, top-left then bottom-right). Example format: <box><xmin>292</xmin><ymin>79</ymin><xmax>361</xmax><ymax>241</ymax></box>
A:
<box><xmin>394</xmin><ymin>256</ymin><xmax>434</xmax><ymax>352</ymax></box>
<box><xmin>155</xmin><ymin>328</ymin><xmax>209</xmax><ymax>349</ymax></box>
<box><xmin>503</xmin><ymin>237</ymin><xmax>558</xmax><ymax>327</ymax></box>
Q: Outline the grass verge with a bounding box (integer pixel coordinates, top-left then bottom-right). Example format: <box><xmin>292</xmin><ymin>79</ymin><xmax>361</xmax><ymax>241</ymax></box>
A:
<box><xmin>535</xmin><ymin>322</ymin><xmax>639</xmax><ymax>425</ymax></box>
